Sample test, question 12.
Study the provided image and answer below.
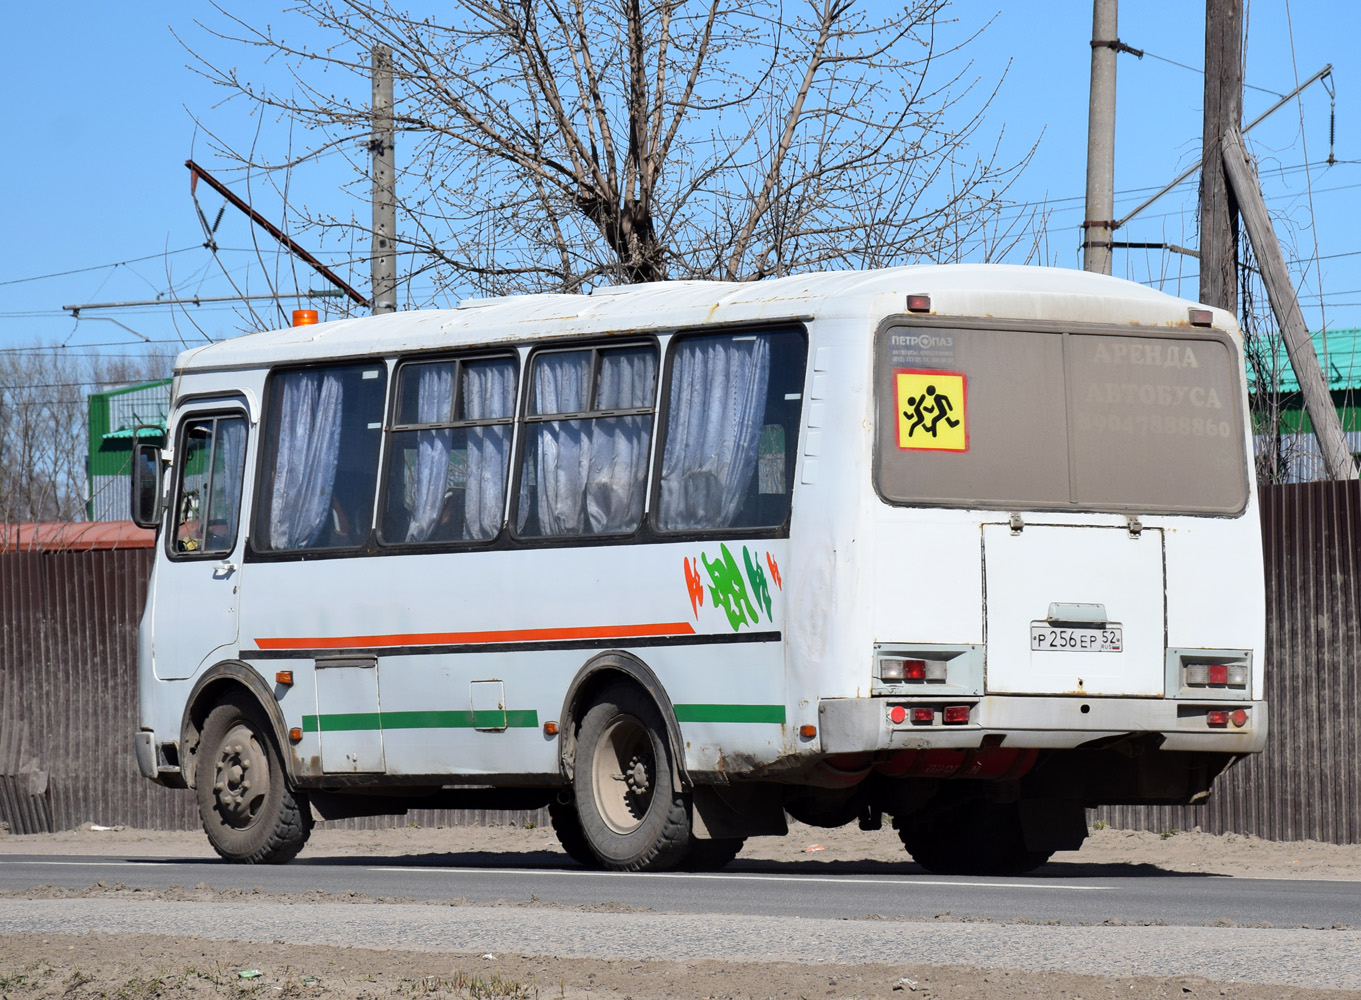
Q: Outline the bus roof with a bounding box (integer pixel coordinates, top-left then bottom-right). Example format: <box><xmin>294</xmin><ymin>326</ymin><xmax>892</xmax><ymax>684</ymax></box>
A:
<box><xmin>175</xmin><ymin>264</ymin><xmax>1232</xmax><ymax>373</ymax></box>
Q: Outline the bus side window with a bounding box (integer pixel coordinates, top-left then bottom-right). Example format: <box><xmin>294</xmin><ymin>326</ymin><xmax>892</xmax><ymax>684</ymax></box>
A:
<box><xmin>255</xmin><ymin>364</ymin><xmax>386</xmax><ymax>551</ymax></box>
<box><xmin>655</xmin><ymin>329</ymin><xmax>807</xmax><ymax>532</ymax></box>
<box><xmin>172</xmin><ymin>415</ymin><xmax>247</xmax><ymax>557</ymax></box>
<box><xmin>515</xmin><ymin>344</ymin><xmax>658</xmax><ymax>538</ymax></box>
<box><xmin>380</xmin><ymin>355</ymin><xmax>518</xmax><ymax>545</ymax></box>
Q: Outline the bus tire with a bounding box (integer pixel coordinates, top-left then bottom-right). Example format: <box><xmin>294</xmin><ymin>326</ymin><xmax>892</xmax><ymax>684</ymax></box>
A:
<box><xmin>196</xmin><ymin>691</ymin><xmax>312</xmax><ymax>864</ymax></box>
<box><xmin>572</xmin><ymin>683</ymin><xmax>690</xmax><ymax>872</ymax></box>
<box><xmin>895</xmin><ymin>800</ymin><xmax>1052</xmax><ymax>876</ymax></box>
<box><xmin>682</xmin><ymin>837</ymin><xmax>746</xmax><ymax>871</ymax></box>
<box><xmin>548</xmin><ymin>795</ymin><xmax>599</xmax><ymax>868</ymax></box>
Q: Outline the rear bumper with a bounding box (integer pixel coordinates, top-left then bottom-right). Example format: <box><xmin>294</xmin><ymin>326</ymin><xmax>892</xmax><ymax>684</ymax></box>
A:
<box><xmin>818</xmin><ymin>695</ymin><xmax>1268</xmax><ymax>754</ymax></box>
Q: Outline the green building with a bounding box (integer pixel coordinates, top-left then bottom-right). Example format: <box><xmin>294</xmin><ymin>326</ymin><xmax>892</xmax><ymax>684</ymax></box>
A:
<box><xmin>87</xmin><ymin>379</ymin><xmax>171</xmax><ymax>521</ymax></box>
<box><xmin>1249</xmin><ymin>328</ymin><xmax>1361</xmax><ymax>481</ymax></box>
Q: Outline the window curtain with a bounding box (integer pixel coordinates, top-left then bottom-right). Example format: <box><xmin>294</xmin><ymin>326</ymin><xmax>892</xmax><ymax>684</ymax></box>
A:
<box><xmin>658</xmin><ymin>335</ymin><xmax>770</xmax><ymax>530</ymax></box>
<box><xmin>523</xmin><ymin>349</ymin><xmax>656</xmax><ymax>536</ymax></box>
<box><xmin>585</xmin><ymin>349</ymin><xmax>656</xmax><ymax>533</ymax></box>
<box><xmin>212</xmin><ymin>417</ymin><xmax>248</xmax><ymax>545</ymax></box>
<box><xmin>462</xmin><ymin>359</ymin><xmax>515</xmax><ymax>540</ymax></box>
<box><xmin>404</xmin><ymin>364</ymin><xmax>456</xmax><ymax>543</ymax></box>
<box><xmin>525</xmin><ymin>352</ymin><xmax>591</xmax><ymax>535</ymax></box>
<box><xmin>268</xmin><ymin>370</ymin><xmax>344</xmax><ymax>549</ymax></box>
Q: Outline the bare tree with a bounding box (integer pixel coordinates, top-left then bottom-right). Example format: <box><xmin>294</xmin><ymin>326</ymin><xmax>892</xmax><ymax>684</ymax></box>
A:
<box><xmin>0</xmin><ymin>348</ymin><xmax>172</xmax><ymax>524</ymax></box>
<box><xmin>186</xmin><ymin>0</ymin><xmax>1039</xmax><ymax>301</ymax></box>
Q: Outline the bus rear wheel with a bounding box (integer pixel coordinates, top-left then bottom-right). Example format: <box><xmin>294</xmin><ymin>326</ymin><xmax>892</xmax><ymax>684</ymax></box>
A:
<box><xmin>682</xmin><ymin>836</ymin><xmax>746</xmax><ymax>871</ymax></box>
<box><xmin>196</xmin><ymin>691</ymin><xmax>312</xmax><ymax>864</ymax></box>
<box><xmin>548</xmin><ymin>794</ymin><xmax>599</xmax><ymax>868</ymax></box>
<box><xmin>896</xmin><ymin>800</ymin><xmax>1052</xmax><ymax>876</ymax></box>
<box><xmin>572</xmin><ymin>683</ymin><xmax>690</xmax><ymax>872</ymax></box>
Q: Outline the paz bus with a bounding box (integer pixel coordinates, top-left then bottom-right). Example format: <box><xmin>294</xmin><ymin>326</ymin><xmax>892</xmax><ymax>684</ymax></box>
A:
<box><xmin>131</xmin><ymin>265</ymin><xmax>1265</xmax><ymax>873</ymax></box>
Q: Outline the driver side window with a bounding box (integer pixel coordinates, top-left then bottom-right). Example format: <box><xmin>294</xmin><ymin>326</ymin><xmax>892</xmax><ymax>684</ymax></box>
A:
<box><xmin>171</xmin><ymin>414</ymin><xmax>248</xmax><ymax>557</ymax></box>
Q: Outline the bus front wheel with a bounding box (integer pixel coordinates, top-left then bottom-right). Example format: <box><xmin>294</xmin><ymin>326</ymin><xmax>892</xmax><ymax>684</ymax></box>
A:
<box><xmin>571</xmin><ymin>684</ymin><xmax>690</xmax><ymax>872</ymax></box>
<box><xmin>195</xmin><ymin>691</ymin><xmax>312</xmax><ymax>864</ymax></box>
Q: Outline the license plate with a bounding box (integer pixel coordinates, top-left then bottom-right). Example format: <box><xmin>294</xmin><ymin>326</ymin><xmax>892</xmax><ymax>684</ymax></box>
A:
<box><xmin>1030</xmin><ymin>625</ymin><xmax>1123</xmax><ymax>652</ymax></box>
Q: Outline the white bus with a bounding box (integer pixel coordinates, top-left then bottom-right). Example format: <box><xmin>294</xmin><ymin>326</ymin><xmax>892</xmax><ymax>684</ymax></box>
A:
<box><xmin>131</xmin><ymin>265</ymin><xmax>1265</xmax><ymax>874</ymax></box>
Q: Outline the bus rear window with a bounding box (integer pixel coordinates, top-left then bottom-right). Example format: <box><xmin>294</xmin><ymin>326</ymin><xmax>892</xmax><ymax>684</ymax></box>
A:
<box><xmin>875</xmin><ymin>325</ymin><xmax>1248</xmax><ymax>514</ymax></box>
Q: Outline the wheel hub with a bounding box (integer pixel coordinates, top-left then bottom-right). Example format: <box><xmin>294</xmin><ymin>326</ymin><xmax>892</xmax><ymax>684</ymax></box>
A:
<box><xmin>625</xmin><ymin>755</ymin><xmax>651</xmax><ymax>796</ymax></box>
<box><xmin>212</xmin><ymin>724</ymin><xmax>268</xmax><ymax>827</ymax></box>
<box><xmin>593</xmin><ymin>717</ymin><xmax>657</xmax><ymax>835</ymax></box>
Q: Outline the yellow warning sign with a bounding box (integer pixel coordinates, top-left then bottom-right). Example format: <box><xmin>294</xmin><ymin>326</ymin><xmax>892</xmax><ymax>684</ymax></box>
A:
<box><xmin>894</xmin><ymin>369</ymin><xmax>968</xmax><ymax>451</ymax></box>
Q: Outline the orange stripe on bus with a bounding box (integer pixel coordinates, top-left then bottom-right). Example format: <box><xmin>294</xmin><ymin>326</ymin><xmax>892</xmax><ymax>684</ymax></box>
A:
<box><xmin>254</xmin><ymin>621</ymin><xmax>699</xmax><ymax>650</ymax></box>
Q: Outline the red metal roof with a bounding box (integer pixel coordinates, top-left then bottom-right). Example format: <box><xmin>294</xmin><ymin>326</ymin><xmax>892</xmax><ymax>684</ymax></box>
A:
<box><xmin>0</xmin><ymin>521</ymin><xmax>155</xmax><ymax>553</ymax></box>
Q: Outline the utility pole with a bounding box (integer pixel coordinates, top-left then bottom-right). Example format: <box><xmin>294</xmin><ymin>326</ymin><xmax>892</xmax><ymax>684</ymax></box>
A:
<box><xmin>1201</xmin><ymin>0</ymin><xmax>1354</xmax><ymax>479</ymax></box>
<box><xmin>1082</xmin><ymin>0</ymin><xmax>1118</xmax><ymax>274</ymax></box>
<box><xmin>1222</xmin><ymin>128</ymin><xmax>1357</xmax><ymax>479</ymax></box>
<box><xmin>1199</xmin><ymin>0</ymin><xmax>1241</xmax><ymax>311</ymax></box>
<box><xmin>371</xmin><ymin>44</ymin><xmax>397</xmax><ymax>316</ymax></box>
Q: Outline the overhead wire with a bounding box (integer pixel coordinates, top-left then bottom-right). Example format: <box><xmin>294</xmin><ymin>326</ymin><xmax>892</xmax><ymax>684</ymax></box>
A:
<box><xmin>1138</xmin><ymin>45</ymin><xmax>1287</xmax><ymax>98</ymax></box>
<box><xmin>1283</xmin><ymin>0</ymin><xmax>1328</xmax><ymax>335</ymax></box>
<box><xmin>0</xmin><ymin>247</ymin><xmax>202</xmax><ymax>287</ymax></box>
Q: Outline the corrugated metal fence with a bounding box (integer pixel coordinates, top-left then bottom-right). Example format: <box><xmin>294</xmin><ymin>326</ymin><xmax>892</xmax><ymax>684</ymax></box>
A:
<box><xmin>1096</xmin><ymin>479</ymin><xmax>1361</xmax><ymax>842</ymax></box>
<box><xmin>0</xmin><ymin>526</ymin><xmax>544</xmax><ymax>834</ymax></box>
<box><xmin>0</xmin><ymin>543</ymin><xmax>199</xmax><ymax>832</ymax></box>
<box><xmin>4</xmin><ymin>484</ymin><xmax>1360</xmax><ymax>841</ymax></box>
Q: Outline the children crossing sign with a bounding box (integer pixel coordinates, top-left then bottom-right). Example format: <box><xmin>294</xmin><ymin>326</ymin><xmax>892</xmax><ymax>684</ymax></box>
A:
<box><xmin>894</xmin><ymin>368</ymin><xmax>968</xmax><ymax>452</ymax></box>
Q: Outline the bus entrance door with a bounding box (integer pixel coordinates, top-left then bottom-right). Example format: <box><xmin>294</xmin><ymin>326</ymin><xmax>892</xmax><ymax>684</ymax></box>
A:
<box><xmin>153</xmin><ymin>405</ymin><xmax>250</xmax><ymax>681</ymax></box>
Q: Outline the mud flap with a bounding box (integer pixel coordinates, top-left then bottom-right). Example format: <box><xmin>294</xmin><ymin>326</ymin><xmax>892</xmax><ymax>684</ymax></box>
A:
<box><xmin>691</xmin><ymin>783</ymin><xmax>788</xmax><ymax>840</ymax></box>
<box><xmin>1018</xmin><ymin>798</ymin><xmax>1088</xmax><ymax>852</ymax></box>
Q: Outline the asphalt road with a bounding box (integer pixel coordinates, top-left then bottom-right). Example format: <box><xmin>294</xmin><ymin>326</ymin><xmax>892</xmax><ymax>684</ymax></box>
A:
<box><xmin>3</xmin><ymin>852</ymin><xmax>1359</xmax><ymax>928</ymax></box>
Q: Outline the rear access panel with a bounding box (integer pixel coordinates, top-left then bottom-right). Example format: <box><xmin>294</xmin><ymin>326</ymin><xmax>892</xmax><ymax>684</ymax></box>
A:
<box><xmin>983</xmin><ymin>523</ymin><xmax>1165</xmax><ymax>696</ymax></box>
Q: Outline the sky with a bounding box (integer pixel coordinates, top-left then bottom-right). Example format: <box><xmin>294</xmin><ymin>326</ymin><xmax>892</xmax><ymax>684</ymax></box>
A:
<box><xmin>1</xmin><ymin>1</ymin><xmax>1357</xmax><ymax>383</ymax></box>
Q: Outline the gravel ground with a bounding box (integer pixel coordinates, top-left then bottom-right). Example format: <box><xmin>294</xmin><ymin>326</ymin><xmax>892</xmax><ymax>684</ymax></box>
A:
<box><xmin>3</xmin><ymin>821</ymin><xmax>1360</xmax><ymax>999</ymax></box>
<box><xmin>3</xmin><ymin>929</ymin><xmax>1360</xmax><ymax>1000</ymax></box>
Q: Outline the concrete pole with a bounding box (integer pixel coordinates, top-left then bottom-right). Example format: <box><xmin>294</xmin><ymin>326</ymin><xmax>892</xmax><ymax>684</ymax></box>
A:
<box><xmin>1083</xmin><ymin>0</ymin><xmax>1118</xmax><ymax>275</ymax></box>
<box><xmin>371</xmin><ymin>44</ymin><xmax>397</xmax><ymax>316</ymax></box>
<box><xmin>1199</xmin><ymin>0</ymin><xmax>1242</xmax><ymax>311</ymax></box>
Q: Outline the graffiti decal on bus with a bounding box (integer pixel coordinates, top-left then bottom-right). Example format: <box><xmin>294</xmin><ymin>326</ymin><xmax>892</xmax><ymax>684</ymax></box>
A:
<box><xmin>686</xmin><ymin>544</ymin><xmax>780</xmax><ymax>631</ymax></box>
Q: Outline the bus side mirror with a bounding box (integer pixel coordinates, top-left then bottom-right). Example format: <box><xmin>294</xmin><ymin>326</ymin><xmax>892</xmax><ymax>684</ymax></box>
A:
<box><xmin>130</xmin><ymin>441</ymin><xmax>164</xmax><ymax>530</ymax></box>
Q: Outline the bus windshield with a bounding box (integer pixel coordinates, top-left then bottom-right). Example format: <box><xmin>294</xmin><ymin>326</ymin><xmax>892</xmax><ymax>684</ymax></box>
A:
<box><xmin>875</xmin><ymin>324</ymin><xmax>1249</xmax><ymax>514</ymax></box>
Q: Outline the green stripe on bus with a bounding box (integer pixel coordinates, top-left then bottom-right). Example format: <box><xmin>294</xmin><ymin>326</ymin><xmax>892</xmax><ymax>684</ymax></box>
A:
<box><xmin>298</xmin><ymin>705</ymin><xmax>781</xmax><ymax>732</ymax></box>
<box><xmin>300</xmin><ymin>710</ymin><xmax>539</xmax><ymax>732</ymax></box>
<box><xmin>673</xmin><ymin>703</ymin><xmax>786</xmax><ymax>724</ymax></box>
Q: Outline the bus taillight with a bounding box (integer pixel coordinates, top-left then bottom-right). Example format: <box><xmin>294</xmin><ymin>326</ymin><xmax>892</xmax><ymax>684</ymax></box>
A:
<box><xmin>880</xmin><ymin>657</ymin><xmax>946</xmax><ymax>683</ymax></box>
<box><xmin>1184</xmin><ymin>662</ymin><xmax>1248</xmax><ymax>687</ymax></box>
